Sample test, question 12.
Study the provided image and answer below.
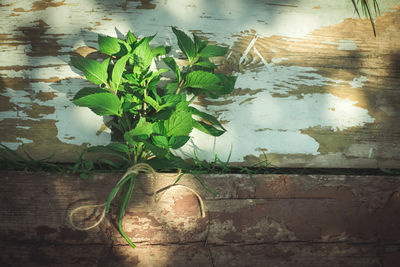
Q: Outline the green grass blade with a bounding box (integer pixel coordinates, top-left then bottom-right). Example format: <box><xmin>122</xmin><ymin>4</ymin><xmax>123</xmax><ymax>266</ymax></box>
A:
<box><xmin>105</xmin><ymin>174</ymin><xmax>134</xmax><ymax>212</ymax></box>
<box><xmin>351</xmin><ymin>0</ymin><xmax>361</xmax><ymax>17</ymax></box>
<box><xmin>191</xmin><ymin>172</ymin><xmax>217</xmax><ymax>196</ymax></box>
<box><xmin>118</xmin><ymin>217</ymin><xmax>136</xmax><ymax>248</ymax></box>
<box><xmin>117</xmin><ymin>175</ymin><xmax>137</xmax><ymax>248</ymax></box>
<box><xmin>0</xmin><ymin>144</ymin><xmax>29</xmax><ymax>162</ymax></box>
<box><xmin>173</xmin><ymin>172</ymin><xmax>185</xmax><ymax>185</ymax></box>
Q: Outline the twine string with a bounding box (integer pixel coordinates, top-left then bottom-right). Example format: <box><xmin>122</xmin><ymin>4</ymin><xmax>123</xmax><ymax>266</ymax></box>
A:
<box><xmin>69</xmin><ymin>163</ymin><xmax>205</xmax><ymax>231</ymax></box>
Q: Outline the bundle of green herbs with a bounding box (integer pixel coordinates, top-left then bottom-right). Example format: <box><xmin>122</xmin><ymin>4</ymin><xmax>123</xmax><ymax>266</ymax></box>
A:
<box><xmin>70</xmin><ymin>27</ymin><xmax>236</xmax><ymax>247</ymax></box>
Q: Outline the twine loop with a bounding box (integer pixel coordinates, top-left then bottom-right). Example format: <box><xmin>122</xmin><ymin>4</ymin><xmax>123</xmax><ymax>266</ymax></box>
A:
<box><xmin>69</xmin><ymin>163</ymin><xmax>205</xmax><ymax>231</ymax></box>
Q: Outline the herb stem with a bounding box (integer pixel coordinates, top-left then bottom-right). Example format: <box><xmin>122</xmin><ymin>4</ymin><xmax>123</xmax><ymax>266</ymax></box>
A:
<box><xmin>143</xmin><ymin>86</ymin><xmax>147</xmax><ymax>113</ymax></box>
<box><xmin>175</xmin><ymin>79</ymin><xmax>185</xmax><ymax>95</ymax></box>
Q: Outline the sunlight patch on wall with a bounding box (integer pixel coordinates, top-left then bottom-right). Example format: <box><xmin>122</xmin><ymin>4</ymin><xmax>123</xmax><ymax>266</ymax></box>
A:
<box><xmin>175</xmin><ymin>60</ymin><xmax>375</xmax><ymax>162</ymax></box>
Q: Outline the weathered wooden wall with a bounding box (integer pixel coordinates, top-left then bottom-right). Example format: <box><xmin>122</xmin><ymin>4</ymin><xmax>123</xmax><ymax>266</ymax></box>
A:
<box><xmin>1</xmin><ymin>0</ymin><xmax>400</xmax><ymax>167</ymax></box>
<box><xmin>1</xmin><ymin>172</ymin><xmax>400</xmax><ymax>266</ymax></box>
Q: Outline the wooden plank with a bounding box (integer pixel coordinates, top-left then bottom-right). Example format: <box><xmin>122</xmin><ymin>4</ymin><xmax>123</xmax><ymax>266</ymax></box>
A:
<box><xmin>0</xmin><ymin>242</ymin><xmax>212</xmax><ymax>267</ymax></box>
<box><xmin>3</xmin><ymin>241</ymin><xmax>397</xmax><ymax>267</ymax></box>
<box><xmin>2</xmin><ymin>241</ymin><xmax>397</xmax><ymax>267</ymax></box>
<box><xmin>1</xmin><ymin>171</ymin><xmax>399</xmax><ymax>266</ymax></box>
<box><xmin>0</xmin><ymin>1</ymin><xmax>399</xmax><ymax>167</ymax></box>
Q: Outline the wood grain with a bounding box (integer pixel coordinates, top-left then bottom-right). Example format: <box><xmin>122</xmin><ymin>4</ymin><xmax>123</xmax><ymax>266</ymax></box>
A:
<box><xmin>1</xmin><ymin>171</ymin><xmax>399</xmax><ymax>266</ymax></box>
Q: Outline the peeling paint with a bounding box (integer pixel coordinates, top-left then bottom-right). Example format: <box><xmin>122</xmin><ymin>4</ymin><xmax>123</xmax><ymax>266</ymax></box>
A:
<box><xmin>0</xmin><ymin>0</ymin><xmax>399</xmax><ymax>166</ymax></box>
<box><xmin>349</xmin><ymin>76</ymin><xmax>368</xmax><ymax>88</ymax></box>
<box><xmin>338</xmin><ymin>39</ymin><xmax>358</xmax><ymax>50</ymax></box>
<box><xmin>1</xmin><ymin>137</ymin><xmax>33</xmax><ymax>150</ymax></box>
<box><xmin>321</xmin><ymin>40</ymin><xmax>358</xmax><ymax>51</ymax></box>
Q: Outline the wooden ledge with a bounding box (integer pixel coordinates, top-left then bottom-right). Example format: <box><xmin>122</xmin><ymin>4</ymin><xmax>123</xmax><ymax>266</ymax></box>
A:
<box><xmin>1</xmin><ymin>171</ymin><xmax>399</xmax><ymax>266</ymax></box>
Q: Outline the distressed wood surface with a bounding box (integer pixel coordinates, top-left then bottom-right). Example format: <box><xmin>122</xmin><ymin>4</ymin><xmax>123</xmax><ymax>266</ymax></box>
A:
<box><xmin>1</xmin><ymin>171</ymin><xmax>400</xmax><ymax>266</ymax></box>
<box><xmin>0</xmin><ymin>0</ymin><xmax>400</xmax><ymax>167</ymax></box>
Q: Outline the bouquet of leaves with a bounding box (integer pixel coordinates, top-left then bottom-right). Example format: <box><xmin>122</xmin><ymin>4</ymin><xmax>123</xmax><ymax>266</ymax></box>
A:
<box><xmin>70</xmin><ymin>27</ymin><xmax>236</xmax><ymax>247</ymax></box>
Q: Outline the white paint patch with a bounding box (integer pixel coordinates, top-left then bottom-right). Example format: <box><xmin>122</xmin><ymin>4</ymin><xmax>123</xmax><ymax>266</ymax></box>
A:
<box><xmin>0</xmin><ymin>88</ymin><xmax>32</xmax><ymax>121</ymax></box>
<box><xmin>0</xmin><ymin>138</ymin><xmax>33</xmax><ymax>150</ymax></box>
<box><xmin>271</xmin><ymin>57</ymin><xmax>290</xmax><ymax>64</ymax></box>
<box><xmin>45</xmin><ymin>80</ymin><xmax>112</xmax><ymax>145</ymax></box>
<box><xmin>235</xmin><ymin>63</ymin><xmax>331</xmax><ymax>94</ymax></box>
<box><xmin>16</xmin><ymin>137</ymin><xmax>33</xmax><ymax>144</ymax></box>
<box><xmin>0</xmin><ymin>81</ymin><xmax>111</xmax><ymax>147</ymax></box>
<box><xmin>175</xmin><ymin>61</ymin><xmax>375</xmax><ymax>162</ymax></box>
<box><xmin>0</xmin><ymin>64</ymin><xmax>79</xmax><ymax>79</ymax></box>
<box><xmin>349</xmin><ymin>76</ymin><xmax>368</xmax><ymax>88</ymax></box>
<box><xmin>0</xmin><ymin>142</ymin><xmax>22</xmax><ymax>150</ymax></box>
<box><xmin>321</xmin><ymin>40</ymin><xmax>357</xmax><ymax>51</ymax></box>
<box><xmin>338</xmin><ymin>40</ymin><xmax>357</xmax><ymax>51</ymax></box>
<box><xmin>16</xmin><ymin>126</ymin><xmax>31</xmax><ymax>130</ymax></box>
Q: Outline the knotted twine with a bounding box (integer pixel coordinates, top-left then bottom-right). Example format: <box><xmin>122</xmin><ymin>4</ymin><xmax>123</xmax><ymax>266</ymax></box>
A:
<box><xmin>68</xmin><ymin>163</ymin><xmax>205</xmax><ymax>231</ymax></box>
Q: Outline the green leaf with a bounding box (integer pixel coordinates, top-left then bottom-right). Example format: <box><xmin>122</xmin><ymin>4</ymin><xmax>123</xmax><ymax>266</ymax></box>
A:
<box><xmin>169</xmin><ymin>135</ymin><xmax>190</xmax><ymax>149</ymax></box>
<box><xmin>152</xmin><ymin>135</ymin><xmax>169</xmax><ymax>148</ymax></box>
<box><xmin>106</xmin><ymin>143</ymin><xmax>129</xmax><ymax>153</ymax></box>
<box><xmin>126</xmin><ymin>30</ymin><xmax>136</xmax><ymax>45</ymax></box>
<box><xmin>144</xmin><ymin>95</ymin><xmax>161</xmax><ymax>112</ymax></box>
<box><xmin>172</xmin><ymin>27</ymin><xmax>196</xmax><ymax>62</ymax></box>
<box><xmin>143</xmin><ymin>69</ymin><xmax>168</xmax><ymax>86</ymax></box>
<box><xmin>73</xmin><ymin>92</ymin><xmax>121</xmax><ymax>116</ymax></box>
<box><xmin>165</xmin><ymin>82</ymin><xmax>179</xmax><ymax>94</ymax></box>
<box><xmin>152</xmin><ymin>46</ymin><xmax>171</xmax><ymax>57</ymax></box>
<box><xmin>163</xmin><ymin>57</ymin><xmax>181</xmax><ymax>81</ymax></box>
<box><xmin>73</xmin><ymin>87</ymin><xmax>107</xmax><ymax>101</ymax></box>
<box><xmin>148</xmin><ymin>154</ymin><xmax>189</xmax><ymax>170</ymax></box>
<box><xmin>194</xmin><ymin>61</ymin><xmax>217</xmax><ymax>69</ymax></box>
<box><xmin>198</xmin><ymin>45</ymin><xmax>228</xmax><ymax>57</ymax></box>
<box><xmin>124</xmin><ymin>73</ymin><xmax>140</xmax><ymax>85</ymax></box>
<box><xmin>152</xmin><ymin>122</ymin><xmax>166</xmax><ymax>135</ymax></box>
<box><xmin>151</xmin><ymin>109</ymin><xmax>174</xmax><ymax>121</ymax></box>
<box><xmin>164</xmin><ymin>109</ymin><xmax>193</xmax><ymax>137</ymax></box>
<box><xmin>101</xmin><ymin>57</ymin><xmax>110</xmax><ymax>74</ymax></box>
<box><xmin>143</xmin><ymin>141</ymin><xmax>169</xmax><ymax>158</ymax></box>
<box><xmin>125</xmin><ymin>117</ymin><xmax>153</xmax><ymax>142</ymax></box>
<box><xmin>185</xmin><ymin>71</ymin><xmax>221</xmax><ymax>90</ymax></box>
<box><xmin>193</xmin><ymin>34</ymin><xmax>208</xmax><ymax>53</ymax></box>
<box><xmin>98</xmin><ymin>35</ymin><xmax>121</xmax><ymax>55</ymax></box>
<box><xmin>176</xmin><ymin>100</ymin><xmax>189</xmax><ymax>111</ymax></box>
<box><xmin>216</xmin><ymin>74</ymin><xmax>237</xmax><ymax>95</ymax></box>
<box><xmin>160</xmin><ymin>94</ymin><xmax>185</xmax><ymax>109</ymax></box>
<box><xmin>189</xmin><ymin>107</ymin><xmax>226</xmax><ymax>131</ymax></box>
<box><xmin>200</xmin><ymin>74</ymin><xmax>237</xmax><ymax>99</ymax></box>
<box><xmin>132</xmin><ymin>36</ymin><xmax>155</xmax><ymax>70</ymax></box>
<box><xmin>193</xmin><ymin>120</ymin><xmax>225</xmax><ymax>136</ymax></box>
<box><xmin>71</xmin><ymin>56</ymin><xmax>108</xmax><ymax>85</ymax></box>
<box><xmin>111</xmin><ymin>54</ymin><xmax>130</xmax><ymax>92</ymax></box>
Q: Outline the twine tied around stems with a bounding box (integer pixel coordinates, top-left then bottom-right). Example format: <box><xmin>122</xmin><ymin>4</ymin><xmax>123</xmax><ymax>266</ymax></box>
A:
<box><xmin>68</xmin><ymin>163</ymin><xmax>206</xmax><ymax>231</ymax></box>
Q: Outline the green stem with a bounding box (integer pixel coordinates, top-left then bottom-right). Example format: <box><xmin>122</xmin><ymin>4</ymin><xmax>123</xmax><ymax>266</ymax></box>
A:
<box><xmin>134</xmin><ymin>142</ymin><xmax>145</xmax><ymax>164</ymax></box>
<box><xmin>143</xmin><ymin>87</ymin><xmax>147</xmax><ymax>113</ymax></box>
<box><xmin>175</xmin><ymin>79</ymin><xmax>185</xmax><ymax>95</ymax></box>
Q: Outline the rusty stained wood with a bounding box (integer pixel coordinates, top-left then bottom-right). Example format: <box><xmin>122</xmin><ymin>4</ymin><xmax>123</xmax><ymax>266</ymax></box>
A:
<box><xmin>0</xmin><ymin>171</ymin><xmax>400</xmax><ymax>266</ymax></box>
<box><xmin>0</xmin><ymin>0</ymin><xmax>400</xmax><ymax>167</ymax></box>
